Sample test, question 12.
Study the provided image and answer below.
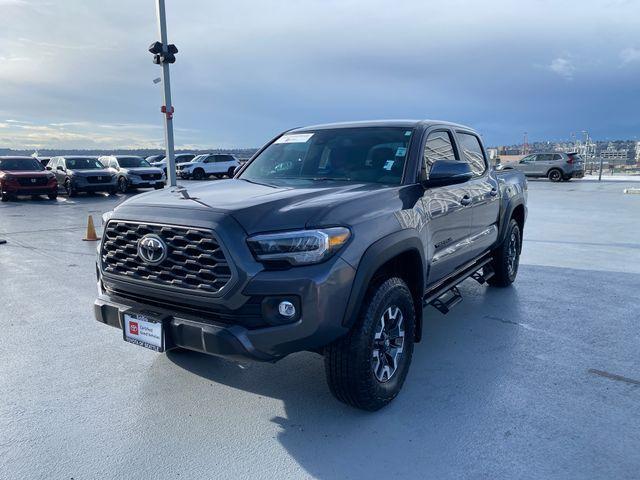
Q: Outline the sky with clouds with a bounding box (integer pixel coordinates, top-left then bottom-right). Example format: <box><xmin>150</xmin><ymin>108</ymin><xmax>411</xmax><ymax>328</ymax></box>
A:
<box><xmin>1</xmin><ymin>0</ymin><xmax>639</xmax><ymax>149</ymax></box>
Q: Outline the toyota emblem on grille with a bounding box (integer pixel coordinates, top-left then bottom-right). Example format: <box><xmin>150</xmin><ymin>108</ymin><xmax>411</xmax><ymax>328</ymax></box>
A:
<box><xmin>137</xmin><ymin>234</ymin><xmax>167</xmax><ymax>265</ymax></box>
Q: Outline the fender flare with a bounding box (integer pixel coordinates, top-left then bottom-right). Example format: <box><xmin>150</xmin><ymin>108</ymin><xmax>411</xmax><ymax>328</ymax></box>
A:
<box><xmin>341</xmin><ymin>229</ymin><xmax>426</xmax><ymax>339</ymax></box>
<box><xmin>497</xmin><ymin>199</ymin><xmax>526</xmax><ymax>246</ymax></box>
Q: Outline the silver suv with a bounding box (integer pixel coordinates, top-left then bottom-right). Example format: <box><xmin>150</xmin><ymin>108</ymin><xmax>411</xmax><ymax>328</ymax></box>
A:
<box><xmin>507</xmin><ymin>152</ymin><xmax>584</xmax><ymax>182</ymax></box>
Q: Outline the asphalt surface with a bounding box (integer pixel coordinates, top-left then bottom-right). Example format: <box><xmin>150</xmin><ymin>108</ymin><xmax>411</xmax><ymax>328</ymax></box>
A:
<box><xmin>1</xmin><ymin>178</ymin><xmax>639</xmax><ymax>479</ymax></box>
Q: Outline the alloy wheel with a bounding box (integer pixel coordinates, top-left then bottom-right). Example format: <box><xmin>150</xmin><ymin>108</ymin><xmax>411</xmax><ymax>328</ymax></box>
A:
<box><xmin>372</xmin><ymin>306</ymin><xmax>405</xmax><ymax>383</ymax></box>
<box><xmin>507</xmin><ymin>231</ymin><xmax>519</xmax><ymax>277</ymax></box>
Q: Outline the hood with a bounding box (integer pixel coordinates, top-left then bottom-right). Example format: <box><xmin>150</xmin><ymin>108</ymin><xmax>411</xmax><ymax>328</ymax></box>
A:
<box><xmin>0</xmin><ymin>170</ymin><xmax>53</xmax><ymax>177</ymax></box>
<box><xmin>125</xmin><ymin>167</ymin><xmax>163</xmax><ymax>175</ymax></box>
<box><xmin>176</xmin><ymin>162</ymin><xmax>194</xmax><ymax>168</ymax></box>
<box><xmin>68</xmin><ymin>168</ymin><xmax>113</xmax><ymax>177</ymax></box>
<box><xmin>115</xmin><ymin>178</ymin><xmax>403</xmax><ymax>234</ymax></box>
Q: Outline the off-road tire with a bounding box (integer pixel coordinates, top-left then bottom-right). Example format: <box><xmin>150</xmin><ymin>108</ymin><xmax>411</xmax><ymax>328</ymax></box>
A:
<box><xmin>324</xmin><ymin>277</ymin><xmax>415</xmax><ymax>411</ymax></box>
<box><xmin>487</xmin><ymin>218</ymin><xmax>521</xmax><ymax>287</ymax></box>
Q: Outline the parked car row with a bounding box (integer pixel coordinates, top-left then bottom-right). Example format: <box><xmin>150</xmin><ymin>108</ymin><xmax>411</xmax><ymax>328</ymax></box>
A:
<box><xmin>144</xmin><ymin>153</ymin><xmax>241</xmax><ymax>180</ymax></box>
<box><xmin>1</xmin><ymin>155</ymin><xmax>166</xmax><ymax>201</ymax></box>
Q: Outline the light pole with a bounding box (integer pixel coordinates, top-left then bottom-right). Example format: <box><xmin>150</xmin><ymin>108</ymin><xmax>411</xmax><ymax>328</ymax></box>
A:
<box><xmin>153</xmin><ymin>0</ymin><xmax>177</xmax><ymax>187</ymax></box>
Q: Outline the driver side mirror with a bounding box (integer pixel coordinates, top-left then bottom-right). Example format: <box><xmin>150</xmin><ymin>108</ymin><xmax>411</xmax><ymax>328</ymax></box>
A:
<box><xmin>423</xmin><ymin>160</ymin><xmax>473</xmax><ymax>187</ymax></box>
<box><xmin>46</xmin><ymin>166</ymin><xmax>52</xmax><ymax>171</ymax></box>
<box><xmin>57</xmin><ymin>166</ymin><xmax>65</xmax><ymax>171</ymax></box>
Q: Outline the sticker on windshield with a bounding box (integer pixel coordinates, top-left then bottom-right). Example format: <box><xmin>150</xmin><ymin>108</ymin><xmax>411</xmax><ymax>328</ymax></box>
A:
<box><xmin>275</xmin><ymin>133</ymin><xmax>314</xmax><ymax>144</ymax></box>
<box><xmin>383</xmin><ymin>160</ymin><xmax>395</xmax><ymax>171</ymax></box>
<box><xmin>395</xmin><ymin>147</ymin><xmax>407</xmax><ymax>157</ymax></box>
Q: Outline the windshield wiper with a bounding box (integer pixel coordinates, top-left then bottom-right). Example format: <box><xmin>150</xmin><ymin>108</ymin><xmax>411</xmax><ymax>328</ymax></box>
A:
<box><xmin>240</xmin><ymin>178</ymin><xmax>279</xmax><ymax>188</ymax></box>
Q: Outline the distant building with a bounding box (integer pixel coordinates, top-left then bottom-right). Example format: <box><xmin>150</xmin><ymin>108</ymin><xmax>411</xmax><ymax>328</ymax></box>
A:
<box><xmin>635</xmin><ymin>142</ymin><xmax>640</xmax><ymax>166</ymax></box>
<box><xmin>599</xmin><ymin>143</ymin><xmax>629</xmax><ymax>166</ymax></box>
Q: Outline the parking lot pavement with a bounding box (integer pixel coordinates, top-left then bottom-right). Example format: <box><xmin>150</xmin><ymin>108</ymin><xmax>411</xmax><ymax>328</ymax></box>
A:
<box><xmin>1</xmin><ymin>179</ymin><xmax>639</xmax><ymax>479</ymax></box>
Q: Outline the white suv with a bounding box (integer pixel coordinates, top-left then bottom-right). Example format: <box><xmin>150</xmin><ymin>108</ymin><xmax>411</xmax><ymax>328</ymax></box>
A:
<box><xmin>176</xmin><ymin>154</ymin><xmax>240</xmax><ymax>180</ymax></box>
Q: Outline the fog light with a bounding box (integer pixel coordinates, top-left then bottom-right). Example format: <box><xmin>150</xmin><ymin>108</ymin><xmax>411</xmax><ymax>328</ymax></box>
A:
<box><xmin>278</xmin><ymin>301</ymin><xmax>296</xmax><ymax>318</ymax></box>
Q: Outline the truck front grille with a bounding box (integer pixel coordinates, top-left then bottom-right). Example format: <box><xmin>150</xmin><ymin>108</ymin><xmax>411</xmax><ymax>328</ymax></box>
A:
<box><xmin>101</xmin><ymin>221</ymin><xmax>233</xmax><ymax>295</ymax></box>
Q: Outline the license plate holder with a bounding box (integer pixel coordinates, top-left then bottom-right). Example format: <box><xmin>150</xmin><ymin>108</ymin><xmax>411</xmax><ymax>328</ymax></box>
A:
<box><xmin>121</xmin><ymin>310</ymin><xmax>167</xmax><ymax>352</ymax></box>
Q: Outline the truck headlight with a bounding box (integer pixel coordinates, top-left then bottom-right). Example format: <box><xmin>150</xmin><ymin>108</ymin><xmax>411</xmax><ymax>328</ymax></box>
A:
<box><xmin>247</xmin><ymin>227</ymin><xmax>350</xmax><ymax>266</ymax></box>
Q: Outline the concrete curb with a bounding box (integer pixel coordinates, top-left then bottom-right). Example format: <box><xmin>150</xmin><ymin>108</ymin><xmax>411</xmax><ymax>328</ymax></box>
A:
<box><xmin>623</xmin><ymin>188</ymin><xmax>640</xmax><ymax>194</ymax></box>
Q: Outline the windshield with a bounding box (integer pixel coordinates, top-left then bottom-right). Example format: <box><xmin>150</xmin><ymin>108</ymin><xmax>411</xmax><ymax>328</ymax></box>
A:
<box><xmin>65</xmin><ymin>158</ymin><xmax>104</xmax><ymax>170</ymax></box>
<box><xmin>240</xmin><ymin>127</ymin><xmax>413</xmax><ymax>185</ymax></box>
<box><xmin>118</xmin><ymin>157</ymin><xmax>151</xmax><ymax>168</ymax></box>
<box><xmin>191</xmin><ymin>155</ymin><xmax>208</xmax><ymax>162</ymax></box>
<box><xmin>0</xmin><ymin>158</ymin><xmax>45</xmax><ymax>171</ymax></box>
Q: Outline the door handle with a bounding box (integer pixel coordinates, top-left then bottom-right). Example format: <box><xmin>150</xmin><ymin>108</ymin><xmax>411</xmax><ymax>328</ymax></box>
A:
<box><xmin>460</xmin><ymin>195</ymin><xmax>472</xmax><ymax>206</ymax></box>
<box><xmin>489</xmin><ymin>187</ymin><xmax>498</xmax><ymax>196</ymax></box>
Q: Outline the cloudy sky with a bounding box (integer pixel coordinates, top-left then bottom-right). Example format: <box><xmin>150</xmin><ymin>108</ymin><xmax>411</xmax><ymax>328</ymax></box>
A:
<box><xmin>1</xmin><ymin>0</ymin><xmax>639</xmax><ymax>149</ymax></box>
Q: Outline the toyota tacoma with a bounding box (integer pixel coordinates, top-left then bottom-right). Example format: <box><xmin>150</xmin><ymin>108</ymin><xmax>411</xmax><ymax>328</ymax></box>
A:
<box><xmin>95</xmin><ymin>120</ymin><xmax>527</xmax><ymax>410</ymax></box>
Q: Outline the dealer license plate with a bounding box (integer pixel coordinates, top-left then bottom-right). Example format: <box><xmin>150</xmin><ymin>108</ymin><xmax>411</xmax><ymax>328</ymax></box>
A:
<box><xmin>123</xmin><ymin>312</ymin><xmax>164</xmax><ymax>352</ymax></box>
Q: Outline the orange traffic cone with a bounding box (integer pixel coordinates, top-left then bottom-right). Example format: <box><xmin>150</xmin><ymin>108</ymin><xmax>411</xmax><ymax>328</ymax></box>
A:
<box><xmin>83</xmin><ymin>215</ymin><xmax>99</xmax><ymax>241</ymax></box>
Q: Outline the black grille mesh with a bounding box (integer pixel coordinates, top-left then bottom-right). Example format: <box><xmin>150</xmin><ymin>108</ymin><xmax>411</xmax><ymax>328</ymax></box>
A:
<box><xmin>101</xmin><ymin>221</ymin><xmax>233</xmax><ymax>294</ymax></box>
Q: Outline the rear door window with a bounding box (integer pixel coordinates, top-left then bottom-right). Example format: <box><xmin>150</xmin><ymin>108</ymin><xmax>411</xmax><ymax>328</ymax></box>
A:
<box><xmin>456</xmin><ymin>132</ymin><xmax>487</xmax><ymax>176</ymax></box>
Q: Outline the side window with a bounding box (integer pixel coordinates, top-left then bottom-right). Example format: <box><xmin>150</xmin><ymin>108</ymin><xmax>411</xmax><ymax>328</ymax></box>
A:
<box><xmin>553</xmin><ymin>153</ymin><xmax>563</xmax><ymax>161</ymax></box>
<box><xmin>110</xmin><ymin>159</ymin><xmax>118</xmax><ymax>168</ymax></box>
<box><xmin>537</xmin><ymin>154</ymin><xmax>554</xmax><ymax>162</ymax></box>
<box><xmin>520</xmin><ymin>154</ymin><xmax>535</xmax><ymax>163</ymax></box>
<box><xmin>49</xmin><ymin>158</ymin><xmax>57</xmax><ymax>169</ymax></box>
<box><xmin>457</xmin><ymin>132</ymin><xmax>487</xmax><ymax>176</ymax></box>
<box><xmin>423</xmin><ymin>130</ymin><xmax>457</xmax><ymax>178</ymax></box>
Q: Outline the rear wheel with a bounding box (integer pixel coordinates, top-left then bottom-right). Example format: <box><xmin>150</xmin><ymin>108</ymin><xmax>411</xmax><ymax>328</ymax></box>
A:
<box><xmin>487</xmin><ymin>218</ymin><xmax>521</xmax><ymax>287</ymax></box>
<box><xmin>192</xmin><ymin>168</ymin><xmax>205</xmax><ymax>180</ymax></box>
<box><xmin>548</xmin><ymin>169</ymin><xmax>562</xmax><ymax>182</ymax></box>
<box><xmin>324</xmin><ymin>277</ymin><xmax>415</xmax><ymax>411</ymax></box>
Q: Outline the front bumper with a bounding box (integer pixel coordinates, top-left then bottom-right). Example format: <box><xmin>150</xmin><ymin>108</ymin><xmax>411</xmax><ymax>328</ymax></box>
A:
<box><xmin>2</xmin><ymin>184</ymin><xmax>57</xmax><ymax>195</ymax></box>
<box><xmin>128</xmin><ymin>176</ymin><xmax>165</xmax><ymax>188</ymax></box>
<box><xmin>72</xmin><ymin>178</ymin><xmax>117</xmax><ymax>192</ymax></box>
<box><xmin>95</xmin><ymin>256</ymin><xmax>356</xmax><ymax>362</ymax></box>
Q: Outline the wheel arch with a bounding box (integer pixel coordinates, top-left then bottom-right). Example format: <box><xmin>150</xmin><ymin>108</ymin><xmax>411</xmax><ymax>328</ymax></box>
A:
<box><xmin>342</xmin><ymin>230</ymin><xmax>426</xmax><ymax>342</ymax></box>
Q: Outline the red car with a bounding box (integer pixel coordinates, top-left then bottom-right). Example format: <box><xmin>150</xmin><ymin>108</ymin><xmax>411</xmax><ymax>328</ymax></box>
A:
<box><xmin>0</xmin><ymin>156</ymin><xmax>58</xmax><ymax>202</ymax></box>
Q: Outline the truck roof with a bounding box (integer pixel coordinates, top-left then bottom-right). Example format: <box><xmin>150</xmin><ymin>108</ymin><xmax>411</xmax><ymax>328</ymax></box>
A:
<box><xmin>288</xmin><ymin>119</ymin><xmax>473</xmax><ymax>132</ymax></box>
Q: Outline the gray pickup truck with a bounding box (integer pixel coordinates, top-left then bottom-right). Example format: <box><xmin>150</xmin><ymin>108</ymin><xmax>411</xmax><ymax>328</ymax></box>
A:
<box><xmin>95</xmin><ymin>120</ymin><xmax>527</xmax><ymax>410</ymax></box>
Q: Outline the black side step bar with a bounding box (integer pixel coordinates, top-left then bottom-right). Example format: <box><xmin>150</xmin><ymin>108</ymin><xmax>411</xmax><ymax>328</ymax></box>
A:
<box><xmin>423</xmin><ymin>254</ymin><xmax>493</xmax><ymax>314</ymax></box>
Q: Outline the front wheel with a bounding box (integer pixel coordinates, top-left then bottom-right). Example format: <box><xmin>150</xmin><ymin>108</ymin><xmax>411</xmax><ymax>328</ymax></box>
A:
<box><xmin>486</xmin><ymin>218</ymin><xmax>521</xmax><ymax>287</ymax></box>
<box><xmin>64</xmin><ymin>179</ymin><xmax>77</xmax><ymax>197</ymax></box>
<box><xmin>1</xmin><ymin>192</ymin><xmax>10</xmax><ymax>202</ymax></box>
<box><xmin>192</xmin><ymin>168</ymin><xmax>205</xmax><ymax>180</ymax></box>
<box><xmin>227</xmin><ymin>167</ymin><xmax>235</xmax><ymax>178</ymax></box>
<box><xmin>324</xmin><ymin>277</ymin><xmax>415</xmax><ymax>411</ymax></box>
<box><xmin>117</xmin><ymin>177</ymin><xmax>128</xmax><ymax>193</ymax></box>
<box><xmin>48</xmin><ymin>192</ymin><xmax>58</xmax><ymax>200</ymax></box>
<box><xmin>154</xmin><ymin>183</ymin><xmax>164</xmax><ymax>190</ymax></box>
